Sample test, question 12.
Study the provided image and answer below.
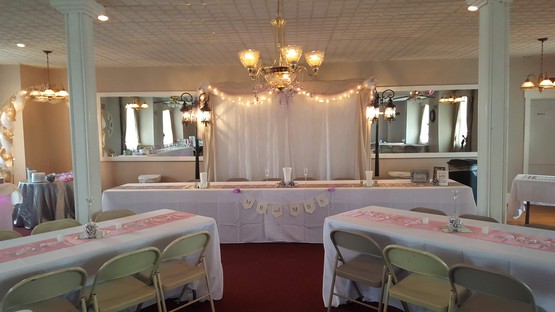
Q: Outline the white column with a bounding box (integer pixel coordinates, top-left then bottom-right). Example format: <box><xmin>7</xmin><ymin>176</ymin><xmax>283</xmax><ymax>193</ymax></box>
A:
<box><xmin>476</xmin><ymin>0</ymin><xmax>512</xmax><ymax>222</ymax></box>
<box><xmin>50</xmin><ymin>0</ymin><xmax>104</xmax><ymax>223</ymax></box>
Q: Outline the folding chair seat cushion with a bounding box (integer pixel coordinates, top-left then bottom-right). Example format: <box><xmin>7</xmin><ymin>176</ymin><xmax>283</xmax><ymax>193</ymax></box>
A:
<box><xmin>157</xmin><ymin>260</ymin><xmax>206</xmax><ymax>290</ymax></box>
<box><xmin>85</xmin><ymin>276</ymin><xmax>158</xmax><ymax>312</ymax></box>
<box><xmin>455</xmin><ymin>292</ymin><xmax>535</xmax><ymax>312</ymax></box>
<box><xmin>388</xmin><ymin>273</ymin><xmax>458</xmax><ymax>311</ymax></box>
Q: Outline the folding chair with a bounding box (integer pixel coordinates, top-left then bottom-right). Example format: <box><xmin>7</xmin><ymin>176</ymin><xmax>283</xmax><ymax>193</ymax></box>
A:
<box><xmin>85</xmin><ymin>247</ymin><xmax>162</xmax><ymax>312</ymax></box>
<box><xmin>383</xmin><ymin>244</ymin><xmax>464</xmax><ymax>312</ymax></box>
<box><xmin>327</xmin><ymin>229</ymin><xmax>387</xmax><ymax>311</ymax></box>
<box><xmin>153</xmin><ymin>231</ymin><xmax>215</xmax><ymax>312</ymax></box>
<box><xmin>459</xmin><ymin>214</ymin><xmax>499</xmax><ymax>223</ymax></box>
<box><xmin>448</xmin><ymin>263</ymin><xmax>537</xmax><ymax>312</ymax></box>
<box><xmin>2</xmin><ymin>267</ymin><xmax>87</xmax><ymax>312</ymax></box>
<box><xmin>94</xmin><ymin>209</ymin><xmax>136</xmax><ymax>222</ymax></box>
<box><xmin>0</xmin><ymin>230</ymin><xmax>22</xmax><ymax>241</ymax></box>
<box><xmin>410</xmin><ymin>207</ymin><xmax>447</xmax><ymax>216</ymax></box>
<box><xmin>31</xmin><ymin>218</ymin><xmax>81</xmax><ymax>235</ymax></box>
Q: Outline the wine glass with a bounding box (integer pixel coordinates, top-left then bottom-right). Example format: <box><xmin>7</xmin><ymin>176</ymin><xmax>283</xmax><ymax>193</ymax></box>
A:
<box><xmin>264</xmin><ymin>168</ymin><xmax>270</xmax><ymax>181</ymax></box>
<box><xmin>304</xmin><ymin>167</ymin><xmax>308</xmax><ymax>182</ymax></box>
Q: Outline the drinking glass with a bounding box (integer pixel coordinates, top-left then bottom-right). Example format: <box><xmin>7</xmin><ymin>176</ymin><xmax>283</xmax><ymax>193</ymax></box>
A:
<box><xmin>304</xmin><ymin>167</ymin><xmax>308</xmax><ymax>182</ymax></box>
<box><xmin>265</xmin><ymin>168</ymin><xmax>270</xmax><ymax>181</ymax></box>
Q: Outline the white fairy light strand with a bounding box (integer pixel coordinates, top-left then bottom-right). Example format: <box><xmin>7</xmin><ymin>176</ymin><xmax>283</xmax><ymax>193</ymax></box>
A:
<box><xmin>207</xmin><ymin>84</ymin><xmax>367</xmax><ymax>105</ymax></box>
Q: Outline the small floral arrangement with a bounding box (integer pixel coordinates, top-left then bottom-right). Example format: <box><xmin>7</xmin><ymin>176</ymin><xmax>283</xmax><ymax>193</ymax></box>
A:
<box><xmin>276</xmin><ymin>180</ymin><xmax>296</xmax><ymax>188</ymax></box>
<box><xmin>233</xmin><ymin>187</ymin><xmax>241</xmax><ymax>193</ymax></box>
<box><xmin>327</xmin><ymin>187</ymin><xmax>336</xmax><ymax>192</ymax></box>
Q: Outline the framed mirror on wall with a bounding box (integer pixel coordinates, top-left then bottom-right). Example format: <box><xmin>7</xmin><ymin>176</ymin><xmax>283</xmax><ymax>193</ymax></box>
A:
<box><xmin>97</xmin><ymin>92</ymin><xmax>200</xmax><ymax>160</ymax></box>
<box><xmin>372</xmin><ymin>85</ymin><xmax>478</xmax><ymax>155</ymax></box>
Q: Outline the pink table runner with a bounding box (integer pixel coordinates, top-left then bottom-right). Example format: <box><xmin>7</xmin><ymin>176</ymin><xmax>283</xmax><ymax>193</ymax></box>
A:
<box><xmin>342</xmin><ymin>210</ymin><xmax>555</xmax><ymax>252</ymax></box>
<box><xmin>114</xmin><ymin>181</ymin><xmax>463</xmax><ymax>190</ymax></box>
<box><xmin>0</xmin><ymin>211</ymin><xmax>193</xmax><ymax>264</ymax></box>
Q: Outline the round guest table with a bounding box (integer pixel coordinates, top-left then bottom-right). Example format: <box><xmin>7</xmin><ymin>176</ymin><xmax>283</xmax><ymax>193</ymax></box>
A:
<box><xmin>12</xmin><ymin>180</ymin><xmax>74</xmax><ymax>229</ymax></box>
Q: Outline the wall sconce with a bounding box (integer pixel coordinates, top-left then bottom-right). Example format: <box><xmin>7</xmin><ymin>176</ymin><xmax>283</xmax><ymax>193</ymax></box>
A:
<box><xmin>366</xmin><ymin>89</ymin><xmax>397</xmax><ymax>123</ymax></box>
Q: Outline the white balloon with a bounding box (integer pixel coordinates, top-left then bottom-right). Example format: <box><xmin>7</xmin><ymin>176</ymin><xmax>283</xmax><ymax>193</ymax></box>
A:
<box><xmin>0</xmin><ymin>157</ymin><xmax>5</xmax><ymax>169</ymax></box>
<box><xmin>0</xmin><ymin>112</ymin><xmax>14</xmax><ymax>130</ymax></box>
<box><xmin>0</xmin><ymin>135</ymin><xmax>12</xmax><ymax>154</ymax></box>
<box><xmin>14</xmin><ymin>92</ymin><xmax>26</xmax><ymax>112</ymax></box>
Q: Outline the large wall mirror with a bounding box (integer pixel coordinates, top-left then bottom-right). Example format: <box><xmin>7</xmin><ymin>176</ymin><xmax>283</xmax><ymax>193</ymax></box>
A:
<box><xmin>98</xmin><ymin>92</ymin><xmax>201</xmax><ymax>159</ymax></box>
<box><xmin>373</xmin><ymin>85</ymin><xmax>478</xmax><ymax>155</ymax></box>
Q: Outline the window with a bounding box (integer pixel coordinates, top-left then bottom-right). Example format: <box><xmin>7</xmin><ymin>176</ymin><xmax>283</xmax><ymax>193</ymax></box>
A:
<box><xmin>124</xmin><ymin>108</ymin><xmax>139</xmax><ymax>150</ymax></box>
<box><xmin>418</xmin><ymin>104</ymin><xmax>430</xmax><ymax>144</ymax></box>
<box><xmin>453</xmin><ymin>96</ymin><xmax>469</xmax><ymax>151</ymax></box>
<box><xmin>162</xmin><ymin>110</ymin><xmax>174</xmax><ymax>146</ymax></box>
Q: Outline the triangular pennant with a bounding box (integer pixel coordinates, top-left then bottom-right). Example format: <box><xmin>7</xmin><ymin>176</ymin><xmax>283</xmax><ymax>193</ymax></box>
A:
<box><xmin>289</xmin><ymin>202</ymin><xmax>302</xmax><ymax>216</ymax></box>
<box><xmin>271</xmin><ymin>204</ymin><xmax>283</xmax><ymax>218</ymax></box>
<box><xmin>256</xmin><ymin>201</ymin><xmax>268</xmax><ymax>214</ymax></box>
<box><xmin>315</xmin><ymin>193</ymin><xmax>330</xmax><ymax>208</ymax></box>
<box><xmin>304</xmin><ymin>200</ymin><xmax>316</xmax><ymax>214</ymax></box>
<box><xmin>242</xmin><ymin>196</ymin><xmax>255</xmax><ymax>209</ymax></box>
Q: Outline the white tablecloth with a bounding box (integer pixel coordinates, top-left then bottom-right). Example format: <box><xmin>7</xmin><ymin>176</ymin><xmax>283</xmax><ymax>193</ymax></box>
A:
<box><xmin>508</xmin><ymin>174</ymin><xmax>555</xmax><ymax>219</ymax></box>
<box><xmin>0</xmin><ymin>209</ymin><xmax>223</xmax><ymax>304</ymax></box>
<box><xmin>322</xmin><ymin>206</ymin><xmax>555</xmax><ymax>311</ymax></box>
<box><xmin>102</xmin><ymin>180</ymin><xmax>477</xmax><ymax>243</ymax></box>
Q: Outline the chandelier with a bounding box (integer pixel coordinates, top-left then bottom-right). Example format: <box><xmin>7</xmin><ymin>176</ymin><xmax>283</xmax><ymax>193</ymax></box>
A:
<box><xmin>238</xmin><ymin>0</ymin><xmax>324</xmax><ymax>93</ymax></box>
<box><xmin>166</xmin><ymin>96</ymin><xmax>183</xmax><ymax>109</ymax></box>
<box><xmin>125</xmin><ymin>98</ymin><xmax>148</xmax><ymax>110</ymax></box>
<box><xmin>521</xmin><ymin>38</ymin><xmax>554</xmax><ymax>92</ymax></box>
<box><xmin>29</xmin><ymin>50</ymin><xmax>69</xmax><ymax>102</ymax></box>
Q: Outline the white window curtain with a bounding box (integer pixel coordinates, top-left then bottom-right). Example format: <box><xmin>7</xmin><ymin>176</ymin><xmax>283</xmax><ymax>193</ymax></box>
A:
<box><xmin>418</xmin><ymin>104</ymin><xmax>430</xmax><ymax>144</ymax></box>
<box><xmin>210</xmin><ymin>93</ymin><xmax>363</xmax><ymax>181</ymax></box>
<box><xmin>124</xmin><ymin>108</ymin><xmax>139</xmax><ymax>151</ymax></box>
<box><xmin>452</xmin><ymin>96</ymin><xmax>469</xmax><ymax>151</ymax></box>
<box><xmin>162</xmin><ymin>110</ymin><xmax>174</xmax><ymax>146</ymax></box>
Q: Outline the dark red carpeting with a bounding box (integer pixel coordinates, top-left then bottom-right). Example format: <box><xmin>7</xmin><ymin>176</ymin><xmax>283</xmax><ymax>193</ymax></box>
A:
<box><xmin>142</xmin><ymin>243</ymin><xmax>402</xmax><ymax>312</ymax></box>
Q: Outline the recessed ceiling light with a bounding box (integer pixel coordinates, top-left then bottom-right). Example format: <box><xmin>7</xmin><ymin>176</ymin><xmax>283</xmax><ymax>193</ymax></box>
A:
<box><xmin>98</xmin><ymin>14</ymin><xmax>109</xmax><ymax>22</ymax></box>
<box><xmin>467</xmin><ymin>5</ymin><xmax>478</xmax><ymax>11</ymax></box>
<box><xmin>16</xmin><ymin>43</ymin><xmax>26</xmax><ymax>48</ymax></box>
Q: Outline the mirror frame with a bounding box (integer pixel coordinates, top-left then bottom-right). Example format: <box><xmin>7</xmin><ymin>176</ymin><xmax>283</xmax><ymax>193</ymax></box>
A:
<box><xmin>97</xmin><ymin>91</ymin><xmax>201</xmax><ymax>162</ymax></box>
<box><xmin>374</xmin><ymin>84</ymin><xmax>478</xmax><ymax>159</ymax></box>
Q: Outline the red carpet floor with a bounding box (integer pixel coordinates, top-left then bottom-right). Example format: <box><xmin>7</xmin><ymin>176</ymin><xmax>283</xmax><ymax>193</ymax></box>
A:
<box><xmin>143</xmin><ymin>243</ymin><xmax>402</xmax><ymax>312</ymax></box>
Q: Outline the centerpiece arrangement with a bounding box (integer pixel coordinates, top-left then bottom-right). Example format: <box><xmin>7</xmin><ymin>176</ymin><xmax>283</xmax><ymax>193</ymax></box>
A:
<box><xmin>276</xmin><ymin>167</ymin><xmax>296</xmax><ymax>188</ymax></box>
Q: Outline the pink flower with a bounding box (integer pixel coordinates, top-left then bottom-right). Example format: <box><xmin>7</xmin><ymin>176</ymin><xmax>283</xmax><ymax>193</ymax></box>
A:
<box><xmin>233</xmin><ymin>188</ymin><xmax>241</xmax><ymax>193</ymax></box>
<box><xmin>327</xmin><ymin>187</ymin><xmax>336</xmax><ymax>192</ymax></box>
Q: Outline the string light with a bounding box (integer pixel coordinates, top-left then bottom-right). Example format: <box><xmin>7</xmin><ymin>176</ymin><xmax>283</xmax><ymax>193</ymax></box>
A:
<box><xmin>207</xmin><ymin>84</ymin><xmax>365</xmax><ymax>106</ymax></box>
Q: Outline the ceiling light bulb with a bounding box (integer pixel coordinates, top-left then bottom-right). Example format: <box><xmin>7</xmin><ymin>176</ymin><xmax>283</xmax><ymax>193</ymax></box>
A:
<box><xmin>467</xmin><ymin>5</ymin><xmax>478</xmax><ymax>11</ymax></box>
<box><xmin>98</xmin><ymin>14</ymin><xmax>109</xmax><ymax>21</ymax></box>
<box><xmin>16</xmin><ymin>43</ymin><xmax>25</xmax><ymax>48</ymax></box>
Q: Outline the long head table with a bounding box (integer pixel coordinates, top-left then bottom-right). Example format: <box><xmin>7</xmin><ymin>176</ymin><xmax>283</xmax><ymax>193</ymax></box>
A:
<box><xmin>102</xmin><ymin>179</ymin><xmax>477</xmax><ymax>243</ymax></box>
<box><xmin>0</xmin><ymin>209</ymin><xmax>223</xmax><ymax>304</ymax></box>
<box><xmin>322</xmin><ymin>206</ymin><xmax>555</xmax><ymax>311</ymax></box>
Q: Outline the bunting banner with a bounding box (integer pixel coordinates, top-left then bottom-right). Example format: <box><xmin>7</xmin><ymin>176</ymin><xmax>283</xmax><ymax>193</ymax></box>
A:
<box><xmin>237</xmin><ymin>189</ymin><xmax>333</xmax><ymax>217</ymax></box>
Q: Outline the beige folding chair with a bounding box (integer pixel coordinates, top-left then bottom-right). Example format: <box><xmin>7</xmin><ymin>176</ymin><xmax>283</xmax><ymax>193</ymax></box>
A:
<box><xmin>327</xmin><ymin>229</ymin><xmax>387</xmax><ymax>312</ymax></box>
<box><xmin>459</xmin><ymin>214</ymin><xmax>499</xmax><ymax>223</ymax></box>
<box><xmin>225</xmin><ymin>178</ymin><xmax>249</xmax><ymax>182</ymax></box>
<box><xmin>0</xmin><ymin>230</ymin><xmax>23</xmax><ymax>241</ymax></box>
<box><xmin>448</xmin><ymin>263</ymin><xmax>537</xmax><ymax>312</ymax></box>
<box><xmin>85</xmin><ymin>247</ymin><xmax>162</xmax><ymax>312</ymax></box>
<box><xmin>31</xmin><ymin>218</ymin><xmax>81</xmax><ymax>235</ymax></box>
<box><xmin>2</xmin><ymin>266</ymin><xmax>87</xmax><ymax>312</ymax></box>
<box><xmin>153</xmin><ymin>231</ymin><xmax>215</xmax><ymax>312</ymax></box>
<box><xmin>410</xmin><ymin>207</ymin><xmax>447</xmax><ymax>216</ymax></box>
<box><xmin>383</xmin><ymin>244</ymin><xmax>464</xmax><ymax>312</ymax></box>
<box><xmin>94</xmin><ymin>209</ymin><xmax>136</xmax><ymax>222</ymax></box>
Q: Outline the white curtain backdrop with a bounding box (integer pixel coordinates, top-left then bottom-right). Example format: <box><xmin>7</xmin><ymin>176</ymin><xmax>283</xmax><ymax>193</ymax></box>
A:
<box><xmin>208</xmin><ymin>79</ymin><xmax>370</xmax><ymax>181</ymax></box>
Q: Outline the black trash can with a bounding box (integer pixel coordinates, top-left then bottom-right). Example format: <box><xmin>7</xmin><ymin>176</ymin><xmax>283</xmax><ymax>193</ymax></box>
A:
<box><xmin>447</xmin><ymin>159</ymin><xmax>477</xmax><ymax>203</ymax></box>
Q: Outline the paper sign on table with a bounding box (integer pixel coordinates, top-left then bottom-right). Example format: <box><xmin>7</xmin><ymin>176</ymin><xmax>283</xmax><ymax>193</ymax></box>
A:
<box><xmin>256</xmin><ymin>201</ymin><xmax>268</xmax><ymax>214</ymax></box>
<box><xmin>289</xmin><ymin>203</ymin><xmax>302</xmax><ymax>216</ymax></box>
<box><xmin>242</xmin><ymin>196</ymin><xmax>256</xmax><ymax>209</ymax></box>
<box><xmin>316</xmin><ymin>193</ymin><xmax>329</xmax><ymax>207</ymax></box>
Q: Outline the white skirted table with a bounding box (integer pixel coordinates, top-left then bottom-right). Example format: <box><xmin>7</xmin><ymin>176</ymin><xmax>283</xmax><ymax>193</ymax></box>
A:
<box><xmin>322</xmin><ymin>206</ymin><xmax>555</xmax><ymax>312</ymax></box>
<box><xmin>0</xmin><ymin>209</ymin><xmax>223</xmax><ymax>304</ymax></box>
<box><xmin>102</xmin><ymin>179</ymin><xmax>477</xmax><ymax>243</ymax></box>
<box><xmin>508</xmin><ymin>174</ymin><xmax>555</xmax><ymax>223</ymax></box>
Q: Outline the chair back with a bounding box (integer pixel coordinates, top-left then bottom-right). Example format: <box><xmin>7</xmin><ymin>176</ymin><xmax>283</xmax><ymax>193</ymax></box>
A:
<box><xmin>31</xmin><ymin>218</ymin><xmax>81</xmax><ymax>235</ymax></box>
<box><xmin>2</xmin><ymin>267</ymin><xmax>87</xmax><ymax>311</ymax></box>
<box><xmin>384</xmin><ymin>244</ymin><xmax>449</xmax><ymax>279</ymax></box>
<box><xmin>0</xmin><ymin>230</ymin><xmax>22</xmax><ymax>241</ymax></box>
<box><xmin>410</xmin><ymin>207</ymin><xmax>447</xmax><ymax>216</ymax></box>
<box><xmin>459</xmin><ymin>214</ymin><xmax>499</xmax><ymax>223</ymax></box>
<box><xmin>94</xmin><ymin>209</ymin><xmax>136</xmax><ymax>222</ymax></box>
<box><xmin>330</xmin><ymin>229</ymin><xmax>382</xmax><ymax>261</ymax></box>
<box><xmin>449</xmin><ymin>264</ymin><xmax>537</xmax><ymax>311</ymax></box>
<box><xmin>161</xmin><ymin>231</ymin><xmax>210</xmax><ymax>263</ymax></box>
<box><xmin>92</xmin><ymin>247</ymin><xmax>160</xmax><ymax>286</ymax></box>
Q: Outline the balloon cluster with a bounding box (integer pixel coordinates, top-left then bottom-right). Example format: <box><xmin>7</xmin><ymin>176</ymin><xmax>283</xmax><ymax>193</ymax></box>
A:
<box><xmin>0</xmin><ymin>90</ymin><xmax>27</xmax><ymax>182</ymax></box>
